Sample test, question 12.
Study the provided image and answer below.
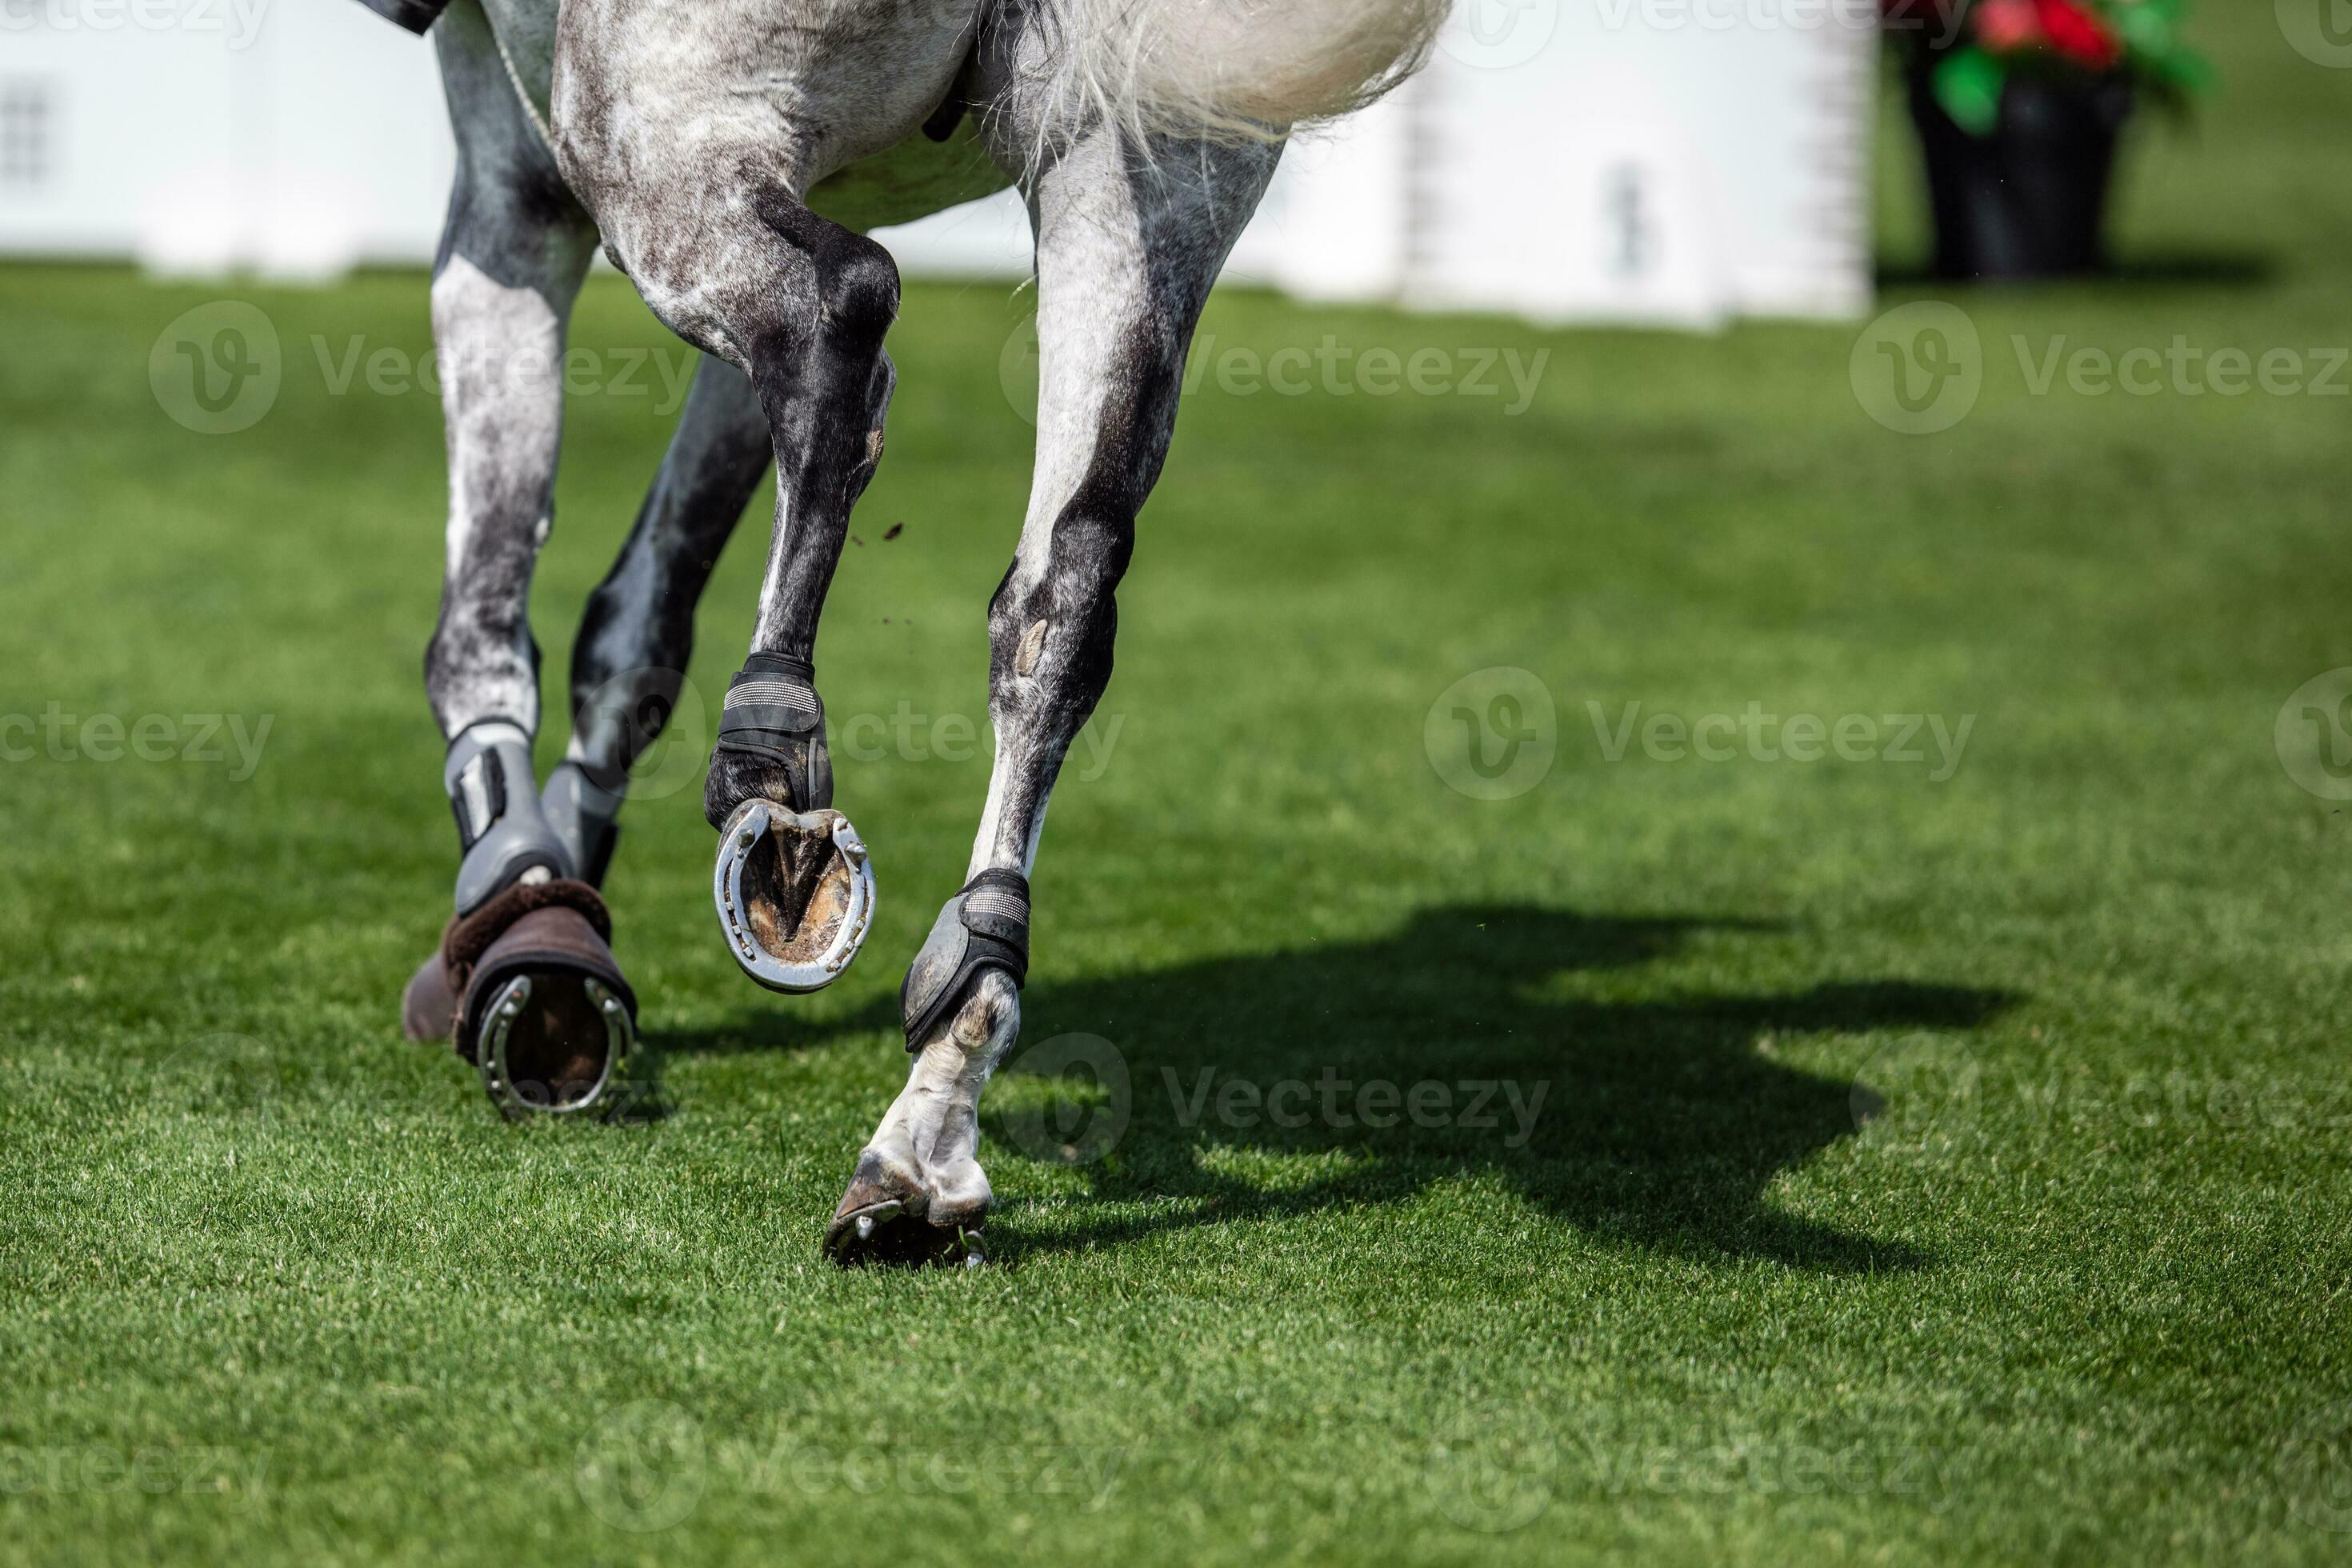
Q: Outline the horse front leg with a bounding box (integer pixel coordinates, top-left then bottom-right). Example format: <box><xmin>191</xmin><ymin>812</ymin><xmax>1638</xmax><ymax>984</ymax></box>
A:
<box><xmin>826</xmin><ymin>130</ymin><xmax>1282</xmax><ymax>1266</ymax></box>
<box><xmin>690</xmin><ymin>202</ymin><xmax>900</xmax><ymax>999</ymax></box>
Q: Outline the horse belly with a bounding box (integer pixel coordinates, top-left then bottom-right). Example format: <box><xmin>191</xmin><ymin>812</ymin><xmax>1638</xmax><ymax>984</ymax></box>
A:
<box><xmin>807</xmin><ymin>119</ymin><xmax>1015</xmax><ymax>236</ymax></box>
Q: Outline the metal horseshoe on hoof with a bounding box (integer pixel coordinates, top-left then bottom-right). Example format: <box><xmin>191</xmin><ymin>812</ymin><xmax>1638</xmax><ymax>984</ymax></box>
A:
<box><xmin>477</xmin><ymin>974</ymin><xmax>636</xmax><ymax>1118</ymax></box>
<box><xmin>713</xmin><ymin>799</ymin><xmax>877</xmax><ymax>994</ymax></box>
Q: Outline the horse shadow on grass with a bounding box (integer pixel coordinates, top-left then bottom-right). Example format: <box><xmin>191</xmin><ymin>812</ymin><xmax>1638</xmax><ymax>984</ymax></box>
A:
<box><xmin>660</xmin><ymin>905</ymin><xmax>2017</xmax><ymax>1272</ymax></box>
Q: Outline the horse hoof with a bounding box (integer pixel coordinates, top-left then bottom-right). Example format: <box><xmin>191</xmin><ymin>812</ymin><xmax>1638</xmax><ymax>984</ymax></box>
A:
<box><xmin>713</xmin><ymin>800</ymin><xmax>875</xmax><ymax>994</ymax></box>
<box><xmin>458</xmin><ymin>898</ymin><xmax>638</xmax><ymax>1118</ymax></box>
<box><xmin>822</xmin><ymin>1153</ymin><xmax>982</xmax><ymax>1268</ymax></box>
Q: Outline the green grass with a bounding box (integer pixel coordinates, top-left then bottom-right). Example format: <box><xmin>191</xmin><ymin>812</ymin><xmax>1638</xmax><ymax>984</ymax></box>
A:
<box><xmin>4</xmin><ymin>10</ymin><xmax>2350</xmax><ymax>1565</ymax></box>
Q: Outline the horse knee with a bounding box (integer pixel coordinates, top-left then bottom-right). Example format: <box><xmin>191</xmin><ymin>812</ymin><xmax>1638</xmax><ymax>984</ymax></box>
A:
<box><xmin>743</xmin><ymin>195</ymin><xmax>902</xmax><ymax>378</ymax></box>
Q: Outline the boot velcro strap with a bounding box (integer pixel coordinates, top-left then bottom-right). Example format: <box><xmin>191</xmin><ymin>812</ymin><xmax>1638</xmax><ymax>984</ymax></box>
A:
<box><xmin>719</xmin><ymin>653</ymin><xmax>822</xmax><ymax>743</ymax></box>
<box><xmin>960</xmin><ymin>868</ymin><xmax>1030</xmax><ymax>953</ymax></box>
<box><xmin>448</xmin><ymin>745</ymin><xmax>506</xmax><ymax>853</ymax></box>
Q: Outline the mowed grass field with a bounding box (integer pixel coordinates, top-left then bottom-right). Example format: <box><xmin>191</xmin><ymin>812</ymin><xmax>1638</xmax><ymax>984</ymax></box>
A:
<box><xmin>3</xmin><ymin>12</ymin><xmax>2349</xmax><ymax>1566</ymax></box>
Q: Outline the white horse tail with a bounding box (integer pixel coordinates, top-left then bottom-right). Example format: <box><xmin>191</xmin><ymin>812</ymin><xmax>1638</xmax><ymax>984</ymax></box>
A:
<box><xmin>1036</xmin><ymin>0</ymin><xmax>1449</xmax><ymax>147</ymax></box>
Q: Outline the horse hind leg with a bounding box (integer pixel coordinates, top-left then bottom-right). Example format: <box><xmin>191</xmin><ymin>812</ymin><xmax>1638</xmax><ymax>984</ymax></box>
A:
<box><xmin>400</xmin><ymin>0</ymin><xmax>640</xmax><ymax>1118</ymax></box>
<box><xmin>826</xmin><ymin>123</ymin><xmax>1283</xmax><ymax>1266</ymax></box>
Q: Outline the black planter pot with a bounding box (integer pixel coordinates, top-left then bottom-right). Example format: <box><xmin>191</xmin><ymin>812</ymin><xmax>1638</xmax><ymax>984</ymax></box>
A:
<box><xmin>1907</xmin><ymin>67</ymin><xmax>2136</xmax><ymax>280</ymax></box>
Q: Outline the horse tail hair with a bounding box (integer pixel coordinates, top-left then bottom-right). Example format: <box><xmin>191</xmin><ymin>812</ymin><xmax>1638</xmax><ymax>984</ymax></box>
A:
<box><xmin>1032</xmin><ymin>0</ymin><xmax>1448</xmax><ymax>149</ymax></box>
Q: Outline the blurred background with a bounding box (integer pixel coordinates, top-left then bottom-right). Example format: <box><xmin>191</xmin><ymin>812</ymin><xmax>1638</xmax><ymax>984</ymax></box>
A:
<box><xmin>0</xmin><ymin>0</ymin><xmax>2246</xmax><ymax>319</ymax></box>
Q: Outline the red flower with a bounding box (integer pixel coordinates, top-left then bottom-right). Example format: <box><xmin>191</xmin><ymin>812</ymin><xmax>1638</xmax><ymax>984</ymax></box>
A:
<box><xmin>1974</xmin><ymin>0</ymin><xmax>2043</xmax><ymax>51</ymax></box>
<box><xmin>2030</xmin><ymin>0</ymin><xmax>2122</xmax><ymax>67</ymax></box>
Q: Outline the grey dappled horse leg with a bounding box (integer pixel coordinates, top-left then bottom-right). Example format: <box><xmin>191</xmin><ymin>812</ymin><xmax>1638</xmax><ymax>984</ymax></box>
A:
<box><xmin>828</xmin><ymin>128</ymin><xmax>1282</xmax><ymax>1262</ymax></box>
<box><xmin>404</xmin><ymin>3</ymin><xmax>638</xmax><ymax>1120</ymax></box>
<box><xmin>546</xmin><ymin>356</ymin><xmax>772</xmax><ymax>886</ymax></box>
<box><xmin>549</xmin><ymin>2</ymin><xmax>947</xmax><ymax>998</ymax></box>
<box><xmin>694</xmin><ymin>208</ymin><xmax>898</xmax><ymax>994</ymax></box>
<box><xmin>425</xmin><ymin>0</ymin><xmax>594</xmax><ymax>910</ymax></box>
<box><xmin>700</xmin><ymin>204</ymin><xmax>898</xmax><ymax>837</ymax></box>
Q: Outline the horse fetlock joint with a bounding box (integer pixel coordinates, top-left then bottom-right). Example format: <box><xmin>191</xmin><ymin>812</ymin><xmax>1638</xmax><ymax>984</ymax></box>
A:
<box><xmin>706</xmin><ymin>652</ymin><xmax>833</xmax><ymax>826</ymax></box>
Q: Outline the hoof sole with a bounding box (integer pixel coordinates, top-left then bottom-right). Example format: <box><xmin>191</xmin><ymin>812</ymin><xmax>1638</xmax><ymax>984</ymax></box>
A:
<box><xmin>458</xmin><ymin>901</ymin><xmax>638</xmax><ymax>1118</ymax></box>
<box><xmin>714</xmin><ymin>802</ymin><xmax>875</xmax><ymax>994</ymax></box>
<box><xmin>472</xmin><ymin>969</ymin><xmax>634</xmax><ymax>1118</ymax></box>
